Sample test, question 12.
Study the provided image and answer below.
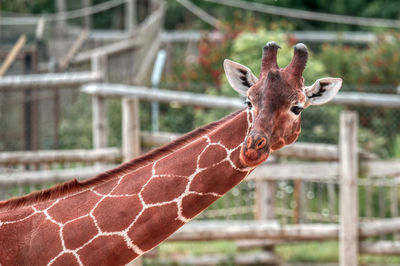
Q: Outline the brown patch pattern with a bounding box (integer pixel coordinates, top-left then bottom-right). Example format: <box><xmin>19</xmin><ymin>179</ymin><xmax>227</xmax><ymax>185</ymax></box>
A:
<box><xmin>78</xmin><ymin>235</ymin><xmax>138</xmax><ymax>265</ymax></box>
<box><xmin>141</xmin><ymin>176</ymin><xmax>188</xmax><ymax>204</ymax></box>
<box><xmin>128</xmin><ymin>203</ymin><xmax>184</xmax><ymax>251</ymax></box>
<box><xmin>0</xmin><ymin>108</ymin><xmax>255</xmax><ymax>265</ymax></box>
<box><xmin>63</xmin><ymin>216</ymin><xmax>98</xmax><ymax>250</ymax></box>
<box><xmin>93</xmin><ymin>195</ymin><xmax>142</xmax><ymax>232</ymax></box>
<box><xmin>181</xmin><ymin>193</ymin><xmax>219</xmax><ymax>219</ymax></box>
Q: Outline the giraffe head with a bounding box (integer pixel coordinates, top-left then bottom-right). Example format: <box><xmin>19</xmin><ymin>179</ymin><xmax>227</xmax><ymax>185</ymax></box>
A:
<box><xmin>224</xmin><ymin>42</ymin><xmax>342</xmax><ymax>167</ymax></box>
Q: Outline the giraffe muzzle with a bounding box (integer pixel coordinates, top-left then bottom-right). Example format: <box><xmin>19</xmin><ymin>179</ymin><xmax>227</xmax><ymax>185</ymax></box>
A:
<box><xmin>240</xmin><ymin>132</ymin><xmax>270</xmax><ymax>167</ymax></box>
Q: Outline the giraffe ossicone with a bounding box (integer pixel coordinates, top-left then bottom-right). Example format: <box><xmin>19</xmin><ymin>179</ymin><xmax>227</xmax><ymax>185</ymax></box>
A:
<box><xmin>0</xmin><ymin>42</ymin><xmax>342</xmax><ymax>265</ymax></box>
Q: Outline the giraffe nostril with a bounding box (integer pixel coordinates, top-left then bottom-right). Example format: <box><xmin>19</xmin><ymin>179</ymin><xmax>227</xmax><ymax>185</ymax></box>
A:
<box><xmin>255</xmin><ymin>138</ymin><xmax>267</xmax><ymax>150</ymax></box>
<box><xmin>240</xmin><ymin>134</ymin><xmax>271</xmax><ymax>166</ymax></box>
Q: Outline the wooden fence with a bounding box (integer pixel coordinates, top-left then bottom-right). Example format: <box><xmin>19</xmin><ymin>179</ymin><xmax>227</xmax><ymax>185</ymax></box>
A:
<box><xmin>1</xmin><ymin>82</ymin><xmax>400</xmax><ymax>264</ymax></box>
<box><xmin>81</xmin><ymin>83</ymin><xmax>400</xmax><ymax>265</ymax></box>
<box><xmin>1</xmin><ymin>2</ymin><xmax>399</xmax><ymax>264</ymax></box>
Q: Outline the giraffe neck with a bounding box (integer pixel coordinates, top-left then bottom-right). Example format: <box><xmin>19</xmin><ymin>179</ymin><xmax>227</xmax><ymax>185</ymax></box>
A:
<box><xmin>0</xmin><ymin>109</ymin><xmax>254</xmax><ymax>266</ymax></box>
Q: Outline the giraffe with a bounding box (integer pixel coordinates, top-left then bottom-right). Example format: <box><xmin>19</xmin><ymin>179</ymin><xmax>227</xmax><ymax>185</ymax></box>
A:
<box><xmin>0</xmin><ymin>42</ymin><xmax>342</xmax><ymax>265</ymax></box>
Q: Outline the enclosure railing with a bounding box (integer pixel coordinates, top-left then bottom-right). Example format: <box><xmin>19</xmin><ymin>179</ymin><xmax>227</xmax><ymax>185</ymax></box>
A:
<box><xmin>1</xmin><ymin>84</ymin><xmax>400</xmax><ymax>265</ymax></box>
<box><xmin>1</xmin><ymin>81</ymin><xmax>400</xmax><ymax>264</ymax></box>
<box><xmin>80</xmin><ymin>83</ymin><xmax>400</xmax><ymax>265</ymax></box>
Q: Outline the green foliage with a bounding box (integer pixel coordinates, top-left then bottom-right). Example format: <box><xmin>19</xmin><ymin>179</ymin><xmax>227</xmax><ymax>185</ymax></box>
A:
<box><xmin>299</xmin><ymin>105</ymin><xmax>342</xmax><ymax>144</ymax></box>
<box><xmin>163</xmin><ymin>0</ymin><xmax>400</xmax><ymax>32</ymax></box>
<box><xmin>1</xmin><ymin>0</ymin><xmax>54</xmax><ymax>14</ymax></box>
<box><xmin>157</xmin><ymin>241</ymin><xmax>236</xmax><ymax>257</ymax></box>
<box><xmin>277</xmin><ymin>241</ymin><xmax>339</xmax><ymax>262</ymax></box>
<box><xmin>392</xmin><ymin>135</ymin><xmax>400</xmax><ymax>158</ymax></box>
<box><xmin>320</xmin><ymin>34</ymin><xmax>400</xmax><ymax>86</ymax></box>
<box><xmin>360</xmin><ymin>34</ymin><xmax>400</xmax><ymax>85</ymax></box>
<box><xmin>319</xmin><ymin>34</ymin><xmax>400</xmax><ymax>156</ymax></box>
<box><xmin>159</xmin><ymin>105</ymin><xmax>196</xmax><ymax>133</ymax></box>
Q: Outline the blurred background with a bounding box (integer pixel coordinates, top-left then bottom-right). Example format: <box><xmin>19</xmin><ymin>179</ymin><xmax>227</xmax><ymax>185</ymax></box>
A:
<box><xmin>1</xmin><ymin>0</ymin><xmax>400</xmax><ymax>265</ymax></box>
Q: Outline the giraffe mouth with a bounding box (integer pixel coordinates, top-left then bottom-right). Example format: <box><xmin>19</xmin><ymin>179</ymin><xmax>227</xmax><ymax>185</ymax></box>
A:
<box><xmin>239</xmin><ymin>134</ymin><xmax>270</xmax><ymax>167</ymax></box>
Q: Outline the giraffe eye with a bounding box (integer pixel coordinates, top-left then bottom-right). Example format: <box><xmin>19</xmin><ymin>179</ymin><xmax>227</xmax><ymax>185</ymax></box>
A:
<box><xmin>291</xmin><ymin>106</ymin><xmax>303</xmax><ymax>115</ymax></box>
<box><xmin>244</xmin><ymin>99</ymin><xmax>253</xmax><ymax>109</ymax></box>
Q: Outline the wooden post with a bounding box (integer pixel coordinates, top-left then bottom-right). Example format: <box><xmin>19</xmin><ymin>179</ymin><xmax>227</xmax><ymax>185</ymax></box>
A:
<box><xmin>35</xmin><ymin>17</ymin><xmax>46</xmax><ymax>40</ymax></box>
<box><xmin>91</xmin><ymin>54</ymin><xmax>107</xmax><ymax>81</ymax></box>
<box><xmin>92</xmin><ymin>95</ymin><xmax>108</xmax><ymax>149</ymax></box>
<box><xmin>122</xmin><ymin>97</ymin><xmax>141</xmax><ymax>162</ymax></box>
<box><xmin>82</xmin><ymin>0</ymin><xmax>92</xmax><ymax>29</ymax></box>
<box><xmin>255</xmin><ymin>179</ymin><xmax>276</xmax><ymax>254</ymax></box>
<box><xmin>255</xmin><ymin>180</ymin><xmax>276</xmax><ymax>220</ymax></box>
<box><xmin>56</xmin><ymin>0</ymin><xmax>67</xmax><ymax>32</ymax></box>
<box><xmin>91</xmin><ymin>54</ymin><xmax>108</xmax><ymax>150</ymax></box>
<box><xmin>125</xmin><ymin>0</ymin><xmax>137</xmax><ymax>33</ymax></box>
<box><xmin>339</xmin><ymin>111</ymin><xmax>359</xmax><ymax>266</ymax></box>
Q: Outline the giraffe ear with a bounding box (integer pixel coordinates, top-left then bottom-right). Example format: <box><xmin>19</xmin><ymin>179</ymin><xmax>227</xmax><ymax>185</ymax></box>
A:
<box><xmin>305</xmin><ymin>77</ymin><xmax>342</xmax><ymax>107</ymax></box>
<box><xmin>224</xmin><ymin>59</ymin><xmax>258</xmax><ymax>97</ymax></box>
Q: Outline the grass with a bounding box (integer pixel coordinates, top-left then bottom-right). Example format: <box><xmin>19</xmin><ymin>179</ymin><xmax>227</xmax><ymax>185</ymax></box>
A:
<box><xmin>144</xmin><ymin>240</ymin><xmax>400</xmax><ymax>265</ymax></box>
<box><xmin>157</xmin><ymin>241</ymin><xmax>236</xmax><ymax>257</ymax></box>
<box><xmin>276</xmin><ymin>241</ymin><xmax>339</xmax><ymax>263</ymax></box>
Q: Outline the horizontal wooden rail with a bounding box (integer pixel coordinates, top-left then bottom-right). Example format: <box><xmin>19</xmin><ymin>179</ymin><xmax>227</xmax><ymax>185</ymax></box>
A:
<box><xmin>72</xmin><ymin>38</ymin><xmax>143</xmax><ymax>63</ymax></box>
<box><xmin>361</xmin><ymin>160</ymin><xmax>400</xmax><ymax>177</ymax></box>
<box><xmin>88</xmin><ymin>30</ymin><xmax>378</xmax><ymax>44</ymax></box>
<box><xmin>89</xmin><ymin>30</ymin><xmax>130</xmax><ymax>42</ymax></box>
<box><xmin>161</xmin><ymin>30</ymin><xmax>223</xmax><ymax>42</ymax></box>
<box><xmin>0</xmin><ymin>71</ymin><xmax>102</xmax><ymax>90</ymax></box>
<box><xmin>2</xmin><ymin>158</ymin><xmax>398</xmax><ymax>186</ymax></box>
<box><xmin>360</xmin><ymin>241</ymin><xmax>400</xmax><ymax>255</ymax></box>
<box><xmin>1</xmin><ymin>133</ymin><xmax>374</xmax><ymax>166</ymax></box>
<box><xmin>249</xmin><ymin>162</ymin><xmax>339</xmax><ymax>181</ymax></box>
<box><xmin>168</xmin><ymin>218</ymin><xmax>400</xmax><ymax>241</ymax></box>
<box><xmin>291</xmin><ymin>31</ymin><xmax>377</xmax><ymax>43</ymax></box>
<box><xmin>276</xmin><ymin>142</ymin><xmax>377</xmax><ymax>160</ymax></box>
<box><xmin>0</xmin><ymin>149</ymin><xmax>397</xmax><ymax>187</ymax></box>
<box><xmin>251</xmin><ymin>160</ymin><xmax>400</xmax><ymax>181</ymax></box>
<box><xmin>162</xmin><ymin>30</ymin><xmax>377</xmax><ymax>43</ymax></box>
<box><xmin>82</xmin><ymin>83</ymin><xmax>243</xmax><ymax>109</ymax></box>
<box><xmin>82</xmin><ymin>83</ymin><xmax>400</xmax><ymax>109</ymax></box>
<box><xmin>331</xmin><ymin>92</ymin><xmax>400</xmax><ymax>108</ymax></box>
<box><xmin>168</xmin><ymin>220</ymin><xmax>338</xmax><ymax>241</ymax></box>
<box><xmin>0</xmin><ymin>148</ymin><xmax>121</xmax><ymax>165</ymax></box>
<box><xmin>359</xmin><ymin>217</ymin><xmax>400</xmax><ymax>237</ymax></box>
